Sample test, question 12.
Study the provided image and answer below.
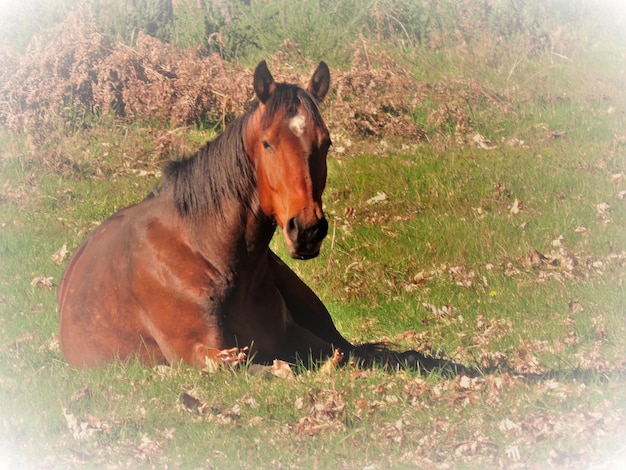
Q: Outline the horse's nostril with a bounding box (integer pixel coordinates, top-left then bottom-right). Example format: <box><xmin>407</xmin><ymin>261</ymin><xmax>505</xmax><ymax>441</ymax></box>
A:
<box><xmin>316</xmin><ymin>217</ymin><xmax>329</xmax><ymax>239</ymax></box>
<box><xmin>286</xmin><ymin>217</ymin><xmax>299</xmax><ymax>242</ymax></box>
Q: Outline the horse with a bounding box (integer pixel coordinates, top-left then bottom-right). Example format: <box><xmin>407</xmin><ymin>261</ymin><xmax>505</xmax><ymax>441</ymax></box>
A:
<box><xmin>58</xmin><ymin>60</ymin><xmax>466</xmax><ymax>374</ymax></box>
<box><xmin>58</xmin><ymin>61</ymin><xmax>355</xmax><ymax>368</ymax></box>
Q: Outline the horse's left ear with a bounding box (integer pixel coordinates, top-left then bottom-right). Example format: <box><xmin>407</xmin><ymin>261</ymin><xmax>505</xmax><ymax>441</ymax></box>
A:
<box><xmin>253</xmin><ymin>60</ymin><xmax>276</xmax><ymax>104</ymax></box>
<box><xmin>307</xmin><ymin>61</ymin><xmax>330</xmax><ymax>103</ymax></box>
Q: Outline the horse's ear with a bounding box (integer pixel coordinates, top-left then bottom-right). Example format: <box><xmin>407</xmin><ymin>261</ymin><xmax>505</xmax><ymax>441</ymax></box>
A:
<box><xmin>253</xmin><ymin>60</ymin><xmax>276</xmax><ymax>104</ymax></box>
<box><xmin>307</xmin><ymin>61</ymin><xmax>330</xmax><ymax>103</ymax></box>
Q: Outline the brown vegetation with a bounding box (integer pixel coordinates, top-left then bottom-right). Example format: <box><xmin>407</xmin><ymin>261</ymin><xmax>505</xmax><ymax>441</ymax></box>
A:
<box><xmin>0</xmin><ymin>6</ymin><xmax>503</xmax><ymax>150</ymax></box>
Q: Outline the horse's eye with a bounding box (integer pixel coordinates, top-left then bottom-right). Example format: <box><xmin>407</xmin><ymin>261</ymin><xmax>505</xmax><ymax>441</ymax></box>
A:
<box><xmin>262</xmin><ymin>140</ymin><xmax>272</xmax><ymax>151</ymax></box>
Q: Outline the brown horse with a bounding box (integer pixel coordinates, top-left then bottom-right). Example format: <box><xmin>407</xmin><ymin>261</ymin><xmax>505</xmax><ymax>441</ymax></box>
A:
<box><xmin>58</xmin><ymin>61</ymin><xmax>355</xmax><ymax>368</ymax></box>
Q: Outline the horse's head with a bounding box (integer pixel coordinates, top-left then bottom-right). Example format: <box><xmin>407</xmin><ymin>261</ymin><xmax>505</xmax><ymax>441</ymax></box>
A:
<box><xmin>246</xmin><ymin>61</ymin><xmax>332</xmax><ymax>260</ymax></box>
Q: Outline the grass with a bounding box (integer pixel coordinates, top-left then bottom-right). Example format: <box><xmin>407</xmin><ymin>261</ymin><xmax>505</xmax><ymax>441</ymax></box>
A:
<box><xmin>2</xmin><ymin>1</ymin><xmax>626</xmax><ymax>468</ymax></box>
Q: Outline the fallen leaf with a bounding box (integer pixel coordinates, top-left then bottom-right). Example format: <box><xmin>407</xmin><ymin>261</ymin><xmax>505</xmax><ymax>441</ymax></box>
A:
<box><xmin>568</xmin><ymin>300</ymin><xmax>584</xmax><ymax>314</ymax></box>
<box><xmin>62</xmin><ymin>408</ymin><xmax>109</xmax><ymax>440</ymax></box>
<box><xmin>296</xmin><ymin>389</ymin><xmax>347</xmax><ymax>436</ymax></box>
<box><xmin>319</xmin><ymin>349</ymin><xmax>344</xmax><ymax>376</ymax></box>
<box><xmin>423</xmin><ymin>302</ymin><xmax>456</xmax><ymax>318</ymax></box>
<box><xmin>240</xmin><ymin>394</ymin><xmax>259</xmax><ymax>409</ymax></box>
<box><xmin>492</xmin><ymin>182</ymin><xmax>510</xmax><ymax>199</ymax></box>
<box><xmin>204</xmin><ymin>346</ymin><xmax>248</xmax><ymax>373</ymax></box>
<box><xmin>454</xmin><ymin>440</ymin><xmax>479</xmax><ymax>457</ymax></box>
<box><xmin>610</xmin><ymin>172</ymin><xmax>624</xmax><ymax>184</ymax></box>
<box><xmin>458</xmin><ymin>375</ymin><xmax>472</xmax><ymax>389</ymax></box>
<box><xmin>499</xmin><ymin>418</ymin><xmax>520</xmax><ymax>434</ymax></box>
<box><xmin>215</xmin><ymin>346</ymin><xmax>248</xmax><ymax>367</ymax></box>
<box><xmin>528</xmin><ymin>249</ymin><xmax>548</xmax><ymax>267</ymax></box>
<box><xmin>30</xmin><ymin>276</ymin><xmax>55</xmax><ymax>288</ymax></box>
<box><xmin>137</xmin><ymin>435</ymin><xmax>162</xmax><ymax>456</ymax></box>
<box><xmin>51</xmin><ymin>243</ymin><xmax>69</xmax><ymax>265</ymax></box>
<box><xmin>366</xmin><ymin>191</ymin><xmax>388</xmax><ymax>204</ymax></box>
<box><xmin>180</xmin><ymin>392</ymin><xmax>202</xmax><ymax>412</ymax></box>
<box><xmin>269</xmin><ymin>359</ymin><xmax>295</xmax><ymax>380</ymax></box>
<box><xmin>515</xmin><ymin>346</ymin><xmax>545</xmax><ymax>375</ymax></box>
<box><xmin>509</xmin><ymin>198</ymin><xmax>523</xmax><ymax>215</ymax></box>
<box><xmin>472</xmin><ymin>133</ymin><xmax>497</xmax><ymax>149</ymax></box>
<box><xmin>506</xmin><ymin>445</ymin><xmax>521</xmax><ymax>461</ymax></box>
<box><xmin>547</xmin><ymin>130</ymin><xmax>567</xmax><ymax>139</ymax></box>
<box><xmin>552</xmin><ymin>235</ymin><xmax>564</xmax><ymax>247</ymax></box>
<box><xmin>295</xmin><ymin>396</ymin><xmax>305</xmax><ymax>411</ymax></box>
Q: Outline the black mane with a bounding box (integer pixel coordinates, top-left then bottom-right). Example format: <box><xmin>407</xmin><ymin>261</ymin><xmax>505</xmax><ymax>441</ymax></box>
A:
<box><xmin>162</xmin><ymin>114</ymin><xmax>255</xmax><ymax>220</ymax></box>
<box><xmin>162</xmin><ymin>84</ymin><xmax>323</xmax><ymax>220</ymax></box>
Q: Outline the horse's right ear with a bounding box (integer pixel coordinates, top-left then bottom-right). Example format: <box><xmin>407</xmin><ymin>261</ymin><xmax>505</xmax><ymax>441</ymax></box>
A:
<box><xmin>253</xmin><ymin>61</ymin><xmax>276</xmax><ymax>104</ymax></box>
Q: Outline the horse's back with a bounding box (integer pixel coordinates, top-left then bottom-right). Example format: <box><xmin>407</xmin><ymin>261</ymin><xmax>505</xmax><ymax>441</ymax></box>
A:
<box><xmin>58</xmin><ymin>194</ymin><xmax>234</xmax><ymax>367</ymax></box>
<box><xmin>58</xmin><ymin>201</ymin><xmax>164</xmax><ymax>366</ymax></box>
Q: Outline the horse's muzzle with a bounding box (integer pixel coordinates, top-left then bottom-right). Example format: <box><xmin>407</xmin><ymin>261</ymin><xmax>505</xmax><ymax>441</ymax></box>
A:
<box><xmin>285</xmin><ymin>215</ymin><xmax>328</xmax><ymax>260</ymax></box>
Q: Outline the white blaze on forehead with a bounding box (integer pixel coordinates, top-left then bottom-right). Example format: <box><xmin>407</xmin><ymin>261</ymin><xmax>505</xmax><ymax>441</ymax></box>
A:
<box><xmin>289</xmin><ymin>112</ymin><xmax>307</xmax><ymax>138</ymax></box>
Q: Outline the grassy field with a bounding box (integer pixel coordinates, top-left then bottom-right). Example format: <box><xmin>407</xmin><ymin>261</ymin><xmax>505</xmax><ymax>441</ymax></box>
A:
<box><xmin>1</xmin><ymin>0</ymin><xmax>626</xmax><ymax>468</ymax></box>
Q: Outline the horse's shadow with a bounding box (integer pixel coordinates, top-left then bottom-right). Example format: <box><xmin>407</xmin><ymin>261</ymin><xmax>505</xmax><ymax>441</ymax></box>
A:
<box><xmin>349</xmin><ymin>344</ymin><xmax>624</xmax><ymax>382</ymax></box>
<box><xmin>351</xmin><ymin>343</ymin><xmax>475</xmax><ymax>377</ymax></box>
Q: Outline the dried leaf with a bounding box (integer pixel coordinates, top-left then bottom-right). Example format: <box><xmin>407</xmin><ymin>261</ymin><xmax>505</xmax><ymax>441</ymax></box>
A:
<box><xmin>509</xmin><ymin>198</ymin><xmax>523</xmax><ymax>215</ymax></box>
<box><xmin>499</xmin><ymin>418</ymin><xmax>520</xmax><ymax>434</ymax></box>
<box><xmin>296</xmin><ymin>389</ymin><xmax>347</xmax><ymax>437</ymax></box>
<box><xmin>51</xmin><ymin>243</ymin><xmax>69</xmax><ymax>265</ymax></box>
<box><xmin>319</xmin><ymin>349</ymin><xmax>344</xmax><ymax>376</ymax></box>
<box><xmin>472</xmin><ymin>133</ymin><xmax>497</xmax><ymax>149</ymax></box>
<box><xmin>423</xmin><ymin>302</ymin><xmax>457</xmax><ymax>318</ymax></box>
<box><xmin>528</xmin><ymin>249</ymin><xmax>548</xmax><ymax>267</ymax></box>
<box><xmin>568</xmin><ymin>300</ymin><xmax>584</xmax><ymax>314</ymax></box>
<box><xmin>215</xmin><ymin>346</ymin><xmax>248</xmax><ymax>367</ymax></box>
<box><xmin>551</xmin><ymin>235</ymin><xmax>564</xmax><ymax>247</ymax></box>
<box><xmin>62</xmin><ymin>408</ymin><xmax>109</xmax><ymax>440</ymax></box>
<box><xmin>366</xmin><ymin>191</ymin><xmax>388</xmax><ymax>204</ymax></box>
<box><xmin>506</xmin><ymin>445</ymin><xmax>521</xmax><ymax>461</ymax></box>
<box><xmin>180</xmin><ymin>392</ymin><xmax>202</xmax><ymax>412</ymax></box>
<box><xmin>30</xmin><ymin>276</ymin><xmax>55</xmax><ymax>288</ymax></box>
<box><xmin>240</xmin><ymin>394</ymin><xmax>259</xmax><ymax>409</ymax></box>
<box><xmin>269</xmin><ymin>359</ymin><xmax>295</xmax><ymax>380</ymax></box>
<box><xmin>596</xmin><ymin>202</ymin><xmax>611</xmax><ymax>214</ymax></box>
<box><xmin>514</xmin><ymin>346</ymin><xmax>545</xmax><ymax>375</ymax></box>
<box><xmin>204</xmin><ymin>346</ymin><xmax>248</xmax><ymax>373</ymax></box>
<box><xmin>137</xmin><ymin>435</ymin><xmax>162</xmax><ymax>457</ymax></box>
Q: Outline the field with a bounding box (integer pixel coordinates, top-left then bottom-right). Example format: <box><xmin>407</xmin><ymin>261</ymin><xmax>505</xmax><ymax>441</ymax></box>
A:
<box><xmin>1</xmin><ymin>0</ymin><xmax>626</xmax><ymax>468</ymax></box>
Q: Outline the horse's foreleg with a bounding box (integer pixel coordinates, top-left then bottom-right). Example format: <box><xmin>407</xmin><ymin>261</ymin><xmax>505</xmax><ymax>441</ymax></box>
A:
<box><xmin>268</xmin><ymin>251</ymin><xmax>353</xmax><ymax>351</ymax></box>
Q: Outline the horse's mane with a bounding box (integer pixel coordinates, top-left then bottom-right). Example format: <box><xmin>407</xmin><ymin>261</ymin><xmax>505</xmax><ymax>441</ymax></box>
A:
<box><xmin>162</xmin><ymin>114</ymin><xmax>255</xmax><ymax>220</ymax></box>
<box><xmin>162</xmin><ymin>83</ymin><xmax>323</xmax><ymax>220</ymax></box>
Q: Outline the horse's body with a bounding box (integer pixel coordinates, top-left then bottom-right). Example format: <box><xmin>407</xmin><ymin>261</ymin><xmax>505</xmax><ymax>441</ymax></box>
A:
<box><xmin>58</xmin><ymin>61</ymin><xmax>353</xmax><ymax>367</ymax></box>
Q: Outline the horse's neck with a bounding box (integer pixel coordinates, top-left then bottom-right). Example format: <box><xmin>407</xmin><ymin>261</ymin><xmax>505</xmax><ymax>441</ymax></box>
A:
<box><xmin>187</xmin><ymin>195</ymin><xmax>274</xmax><ymax>270</ymax></box>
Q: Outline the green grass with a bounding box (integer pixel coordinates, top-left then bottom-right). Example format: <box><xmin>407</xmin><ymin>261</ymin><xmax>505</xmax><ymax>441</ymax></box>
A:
<box><xmin>2</xmin><ymin>1</ymin><xmax>626</xmax><ymax>468</ymax></box>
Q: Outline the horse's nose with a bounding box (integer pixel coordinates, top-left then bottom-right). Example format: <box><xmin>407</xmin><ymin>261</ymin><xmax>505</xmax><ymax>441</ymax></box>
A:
<box><xmin>286</xmin><ymin>215</ymin><xmax>328</xmax><ymax>259</ymax></box>
<box><xmin>286</xmin><ymin>216</ymin><xmax>328</xmax><ymax>243</ymax></box>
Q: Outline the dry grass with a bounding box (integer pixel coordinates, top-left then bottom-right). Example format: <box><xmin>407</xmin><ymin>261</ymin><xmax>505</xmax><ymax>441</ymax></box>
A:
<box><xmin>0</xmin><ymin>5</ymin><xmax>507</xmax><ymax>155</ymax></box>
